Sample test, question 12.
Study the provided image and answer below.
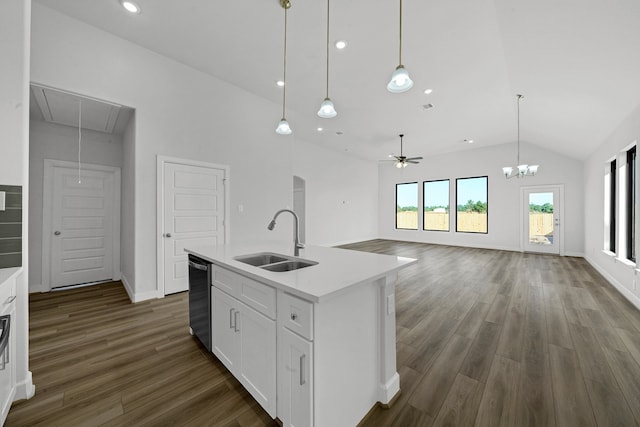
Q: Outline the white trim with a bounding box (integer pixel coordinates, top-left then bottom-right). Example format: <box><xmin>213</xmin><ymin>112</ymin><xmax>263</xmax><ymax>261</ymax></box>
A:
<box><xmin>156</xmin><ymin>156</ymin><xmax>230</xmax><ymax>297</ymax></box>
<box><xmin>615</xmin><ymin>257</ymin><xmax>636</xmax><ymax>269</ymax></box>
<box><xmin>13</xmin><ymin>371</ymin><xmax>35</xmax><ymax>401</ymax></box>
<box><xmin>121</xmin><ymin>272</ymin><xmax>134</xmax><ymax>302</ymax></box>
<box><xmin>585</xmin><ymin>255</ymin><xmax>640</xmax><ymax>311</ymax></box>
<box><xmin>519</xmin><ymin>184</ymin><xmax>565</xmax><ymax>255</ymax></box>
<box><xmin>42</xmin><ymin>160</ymin><xmax>121</xmax><ymax>291</ymax></box>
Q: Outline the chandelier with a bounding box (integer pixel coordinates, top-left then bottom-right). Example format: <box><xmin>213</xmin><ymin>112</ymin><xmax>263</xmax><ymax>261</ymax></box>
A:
<box><xmin>502</xmin><ymin>94</ymin><xmax>539</xmax><ymax>178</ymax></box>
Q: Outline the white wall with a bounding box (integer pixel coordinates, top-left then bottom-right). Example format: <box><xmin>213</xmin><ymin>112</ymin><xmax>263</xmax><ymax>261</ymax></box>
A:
<box><xmin>293</xmin><ymin>140</ymin><xmax>379</xmax><ymax>246</ymax></box>
<box><xmin>28</xmin><ymin>120</ymin><xmax>124</xmax><ymax>290</ymax></box>
<box><xmin>378</xmin><ymin>142</ymin><xmax>585</xmax><ymax>255</ymax></box>
<box><xmin>584</xmin><ymin>103</ymin><xmax>640</xmax><ymax>309</ymax></box>
<box><xmin>0</xmin><ymin>0</ymin><xmax>35</xmax><ymax>402</ymax></box>
<box><xmin>30</xmin><ymin>4</ymin><xmax>320</xmax><ymax>299</ymax></box>
<box><xmin>121</xmin><ymin>113</ymin><xmax>135</xmax><ymax>295</ymax></box>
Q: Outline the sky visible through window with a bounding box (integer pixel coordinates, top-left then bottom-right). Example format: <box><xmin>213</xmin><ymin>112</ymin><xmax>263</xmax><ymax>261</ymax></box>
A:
<box><xmin>397</xmin><ymin>183</ymin><xmax>418</xmax><ymax>207</ymax></box>
<box><xmin>457</xmin><ymin>177</ymin><xmax>487</xmax><ymax>205</ymax></box>
<box><xmin>424</xmin><ymin>180</ymin><xmax>449</xmax><ymax>208</ymax></box>
<box><xmin>529</xmin><ymin>192</ymin><xmax>553</xmax><ymax>205</ymax></box>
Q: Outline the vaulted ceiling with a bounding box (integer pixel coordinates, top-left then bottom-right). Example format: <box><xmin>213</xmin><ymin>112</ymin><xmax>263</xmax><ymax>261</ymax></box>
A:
<box><xmin>33</xmin><ymin>0</ymin><xmax>640</xmax><ymax>161</ymax></box>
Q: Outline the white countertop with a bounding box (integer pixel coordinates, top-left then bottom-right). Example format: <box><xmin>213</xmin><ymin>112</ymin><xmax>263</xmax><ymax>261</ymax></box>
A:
<box><xmin>0</xmin><ymin>267</ymin><xmax>21</xmax><ymax>286</ymax></box>
<box><xmin>185</xmin><ymin>243</ymin><xmax>416</xmax><ymax>302</ymax></box>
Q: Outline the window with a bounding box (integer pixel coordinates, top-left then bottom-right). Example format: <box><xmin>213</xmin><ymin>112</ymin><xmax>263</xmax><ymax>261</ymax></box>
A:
<box><xmin>456</xmin><ymin>176</ymin><xmax>488</xmax><ymax>233</ymax></box>
<box><xmin>396</xmin><ymin>182</ymin><xmax>418</xmax><ymax>230</ymax></box>
<box><xmin>627</xmin><ymin>146</ymin><xmax>636</xmax><ymax>262</ymax></box>
<box><xmin>423</xmin><ymin>180</ymin><xmax>449</xmax><ymax>231</ymax></box>
<box><xmin>609</xmin><ymin>159</ymin><xmax>616</xmax><ymax>253</ymax></box>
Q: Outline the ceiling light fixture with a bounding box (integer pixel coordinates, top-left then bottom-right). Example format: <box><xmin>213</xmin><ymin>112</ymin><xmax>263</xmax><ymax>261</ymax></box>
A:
<box><xmin>276</xmin><ymin>80</ymin><xmax>285</xmax><ymax>87</ymax></box>
<box><xmin>502</xmin><ymin>94</ymin><xmax>539</xmax><ymax>178</ymax></box>
<box><xmin>276</xmin><ymin>0</ymin><xmax>292</xmax><ymax>135</ymax></box>
<box><xmin>335</xmin><ymin>40</ymin><xmax>347</xmax><ymax>50</ymax></box>
<box><xmin>317</xmin><ymin>0</ymin><xmax>337</xmax><ymax>118</ymax></box>
<box><xmin>424</xmin><ymin>88</ymin><xmax>433</xmax><ymax>94</ymax></box>
<box><xmin>387</xmin><ymin>0</ymin><xmax>413</xmax><ymax>93</ymax></box>
<box><xmin>120</xmin><ymin>0</ymin><xmax>141</xmax><ymax>14</ymax></box>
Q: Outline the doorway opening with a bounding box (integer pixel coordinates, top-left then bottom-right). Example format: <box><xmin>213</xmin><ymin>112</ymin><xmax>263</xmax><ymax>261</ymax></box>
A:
<box><xmin>521</xmin><ymin>185</ymin><xmax>564</xmax><ymax>255</ymax></box>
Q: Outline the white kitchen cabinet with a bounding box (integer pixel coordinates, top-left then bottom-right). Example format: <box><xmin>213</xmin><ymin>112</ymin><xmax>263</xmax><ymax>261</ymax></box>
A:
<box><xmin>0</xmin><ymin>274</ymin><xmax>17</xmax><ymax>425</ymax></box>
<box><xmin>211</xmin><ymin>286</ymin><xmax>276</xmax><ymax>417</ymax></box>
<box><xmin>278</xmin><ymin>326</ymin><xmax>313</xmax><ymax>427</ymax></box>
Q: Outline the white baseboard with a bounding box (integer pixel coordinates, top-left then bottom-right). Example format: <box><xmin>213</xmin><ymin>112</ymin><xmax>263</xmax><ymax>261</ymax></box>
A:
<box><xmin>121</xmin><ymin>273</ymin><xmax>135</xmax><ymax>302</ymax></box>
<box><xmin>585</xmin><ymin>255</ymin><xmax>640</xmax><ymax>311</ymax></box>
<box><xmin>121</xmin><ymin>273</ymin><xmax>161</xmax><ymax>303</ymax></box>
<box><xmin>14</xmin><ymin>370</ymin><xmax>35</xmax><ymax>400</ymax></box>
<box><xmin>563</xmin><ymin>251</ymin><xmax>586</xmax><ymax>257</ymax></box>
<box><xmin>29</xmin><ymin>283</ymin><xmax>47</xmax><ymax>293</ymax></box>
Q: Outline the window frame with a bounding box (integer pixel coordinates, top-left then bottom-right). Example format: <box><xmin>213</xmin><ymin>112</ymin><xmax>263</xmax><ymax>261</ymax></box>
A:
<box><xmin>455</xmin><ymin>176</ymin><xmax>488</xmax><ymax>234</ymax></box>
<box><xmin>395</xmin><ymin>182</ymin><xmax>419</xmax><ymax>230</ymax></box>
<box><xmin>423</xmin><ymin>179</ymin><xmax>450</xmax><ymax>232</ymax></box>
<box><xmin>609</xmin><ymin>159</ymin><xmax>617</xmax><ymax>253</ymax></box>
<box><xmin>627</xmin><ymin>146</ymin><xmax>636</xmax><ymax>262</ymax></box>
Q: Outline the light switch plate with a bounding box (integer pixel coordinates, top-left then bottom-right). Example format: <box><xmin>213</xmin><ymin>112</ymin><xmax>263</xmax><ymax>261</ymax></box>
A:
<box><xmin>0</xmin><ymin>191</ymin><xmax>5</xmax><ymax>211</ymax></box>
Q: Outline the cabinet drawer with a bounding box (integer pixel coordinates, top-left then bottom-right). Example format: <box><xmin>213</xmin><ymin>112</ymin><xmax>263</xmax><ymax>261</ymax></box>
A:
<box><xmin>212</xmin><ymin>266</ymin><xmax>276</xmax><ymax>319</ymax></box>
<box><xmin>278</xmin><ymin>292</ymin><xmax>313</xmax><ymax>341</ymax></box>
<box><xmin>0</xmin><ymin>278</ymin><xmax>16</xmax><ymax>310</ymax></box>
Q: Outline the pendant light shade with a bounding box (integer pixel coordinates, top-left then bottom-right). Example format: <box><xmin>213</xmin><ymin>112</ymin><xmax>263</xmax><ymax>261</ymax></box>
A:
<box><xmin>276</xmin><ymin>0</ymin><xmax>292</xmax><ymax>135</ymax></box>
<box><xmin>276</xmin><ymin>118</ymin><xmax>292</xmax><ymax>135</ymax></box>
<box><xmin>317</xmin><ymin>0</ymin><xmax>337</xmax><ymax>118</ymax></box>
<box><xmin>387</xmin><ymin>65</ymin><xmax>413</xmax><ymax>93</ymax></box>
<box><xmin>387</xmin><ymin>0</ymin><xmax>413</xmax><ymax>93</ymax></box>
<box><xmin>317</xmin><ymin>98</ymin><xmax>337</xmax><ymax>118</ymax></box>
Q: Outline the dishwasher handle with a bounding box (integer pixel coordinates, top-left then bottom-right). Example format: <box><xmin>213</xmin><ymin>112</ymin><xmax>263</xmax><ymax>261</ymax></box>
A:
<box><xmin>188</xmin><ymin>260</ymin><xmax>209</xmax><ymax>271</ymax></box>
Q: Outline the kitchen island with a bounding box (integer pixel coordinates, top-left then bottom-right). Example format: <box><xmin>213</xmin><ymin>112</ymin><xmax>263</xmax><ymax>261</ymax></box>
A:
<box><xmin>186</xmin><ymin>243</ymin><xmax>415</xmax><ymax>427</ymax></box>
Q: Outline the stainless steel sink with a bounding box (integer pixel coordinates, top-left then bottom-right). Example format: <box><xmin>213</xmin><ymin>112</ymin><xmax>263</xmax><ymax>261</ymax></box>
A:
<box><xmin>234</xmin><ymin>253</ymin><xmax>288</xmax><ymax>266</ymax></box>
<box><xmin>260</xmin><ymin>260</ymin><xmax>318</xmax><ymax>272</ymax></box>
<box><xmin>233</xmin><ymin>252</ymin><xmax>318</xmax><ymax>272</ymax></box>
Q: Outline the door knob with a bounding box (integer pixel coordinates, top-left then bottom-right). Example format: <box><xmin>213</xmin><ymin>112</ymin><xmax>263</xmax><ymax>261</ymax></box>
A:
<box><xmin>54</xmin><ymin>231</ymin><xmax>61</xmax><ymax>236</ymax></box>
<box><xmin>164</xmin><ymin>233</ymin><xmax>172</xmax><ymax>238</ymax></box>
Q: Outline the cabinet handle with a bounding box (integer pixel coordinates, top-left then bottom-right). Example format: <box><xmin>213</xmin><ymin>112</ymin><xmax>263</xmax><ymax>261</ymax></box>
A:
<box><xmin>299</xmin><ymin>354</ymin><xmax>306</xmax><ymax>386</ymax></box>
<box><xmin>290</xmin><ymin>313</ymin><xmax>298</xmax><ymax>321</ymax></box>
<box><xmin>234</xmin><ymin>311</ymin><xmax>240</xmax><ymax>332</ymax></box>
<box><xmin>229</xmin><ymin>308</ymin><xmax>235</xmax><ymax>329</ymax></box>
<box><xmin>4</xmin><ymin>296</ymin><xmax>16</xmax><ymax>305</ymax></box>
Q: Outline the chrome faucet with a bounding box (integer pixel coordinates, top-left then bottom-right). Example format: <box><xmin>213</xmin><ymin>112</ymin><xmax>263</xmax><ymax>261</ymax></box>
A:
<box><xmin>267</xmin><ymin>209</ymin><xmax>304</xmax><ymax>256</ymax></box>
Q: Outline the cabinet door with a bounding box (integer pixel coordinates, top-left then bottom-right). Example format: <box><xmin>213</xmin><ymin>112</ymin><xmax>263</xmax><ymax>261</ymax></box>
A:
<box><xmin>278</xmin><ymin>327</ymin><xmax>313</xmax><ymax>427</ymax></box>
<box><xmin>238</xmin><ymin>306</ymin><xmax>276</xmax><ymax>417</ymax></box>
<box><xmin>211</xmin><ymin>287</ymin><xmax>239</xmax><ymax>371</ymax></box>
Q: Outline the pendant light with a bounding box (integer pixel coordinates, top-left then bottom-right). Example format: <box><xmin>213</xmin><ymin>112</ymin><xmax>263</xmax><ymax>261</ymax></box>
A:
<box><xmin>502</xmin><ymin>94</ymin><xmax>539</xmax><ymax>179</ymax></box>
<box><xmin>387</xmin><ymin>0</ymin><xmax>413</xmax><ymax>93</ymax></box>
<box><xmin>317</xmin><ymin>0</ymin><xmax>337</xmax><ymax>118</ymax></box>
<box><xmin>276</xmin><ymin>0</ymin><xmax>292</xmax><ymax>135</ymax></box>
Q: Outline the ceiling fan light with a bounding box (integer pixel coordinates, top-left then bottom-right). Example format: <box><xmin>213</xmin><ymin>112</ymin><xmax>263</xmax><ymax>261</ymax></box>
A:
<box><xmin>528</xmin><ymin>165</ymin><xmax>539</xmax><ymax>175</ymax></box>
<box><xmin>275</xmin><ymin>118</ymin><xmax>292</xmax><ymax>135</ymax></box>
<box><xmin>402</xmin><ymin>162</ymin><xmax>408</xmax><ymax>168</ymax></box>
<box><xmin>502</xmin><ymin>166</ymin><xmax>513</xmax><ymax>177</ymax></box>
<box><xmin>387</xmin><ymin>65</ymin><xmax>413</xmax><ymax>93</ymax></box>
<box><xmin>317</xmin><ymin>98</ymin><xmax>337</xmax><ymax>118</ymax></box>
<box><xmin>395</xmin><ymin>161</ymin><xmax>403</xmax><ymax>169</ymax></box>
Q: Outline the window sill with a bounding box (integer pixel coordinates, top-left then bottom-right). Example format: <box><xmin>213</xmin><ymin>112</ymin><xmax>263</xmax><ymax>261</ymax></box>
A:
<box><xmin>602</xmin><ymin>250</ymin><xmax>616</xmax><ymax>258</ymax></box>
<box><xmin>615</xmin><ymin>257</ymin><xmax>636</xmax><ymax>269</ymax></box>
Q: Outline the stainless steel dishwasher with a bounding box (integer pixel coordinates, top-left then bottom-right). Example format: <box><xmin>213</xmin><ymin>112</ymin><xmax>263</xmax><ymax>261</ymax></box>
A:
<box><xmin>188</xmin><ymin>255</ymin><xmax>212</xmax><ymax>351</ymax></box>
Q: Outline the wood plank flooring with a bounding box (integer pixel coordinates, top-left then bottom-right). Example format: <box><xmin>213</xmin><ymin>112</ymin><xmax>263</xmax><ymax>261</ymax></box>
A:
<box><xmin>7</xmin><ymin>239</ymin><xmax>640</xmax><ymax>426</ymax></box>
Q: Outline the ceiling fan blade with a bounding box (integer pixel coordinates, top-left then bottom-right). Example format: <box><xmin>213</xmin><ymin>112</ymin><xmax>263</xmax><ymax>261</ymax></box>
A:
<box><xmin>407</xmin><ymin>160</ymin><xmax>420</xmax><ymax>164</ymax></box>
<box><xmin>406</xmin><ymin>156</ymin><xmax>423</xmax><ymax>160</ymax></box>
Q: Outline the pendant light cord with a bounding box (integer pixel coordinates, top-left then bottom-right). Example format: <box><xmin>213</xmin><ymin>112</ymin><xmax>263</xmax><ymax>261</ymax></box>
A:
<box><xmin>78</xmin><ymin>100</ymin><xmax>82</xmax><ymax>184</ymax></box>
<box><xmin>517</xmin><ymin>94</ymin><xmax>522</xmax><ymax>165</ymax></box>
<box><xmin>325</xmin><ymin>0</ymin><xmax>330</xmax><ymax>98</ymax></box>
<box><xmin>282</xmin><ymin>5</ymin><xmax>288</xmax><ymax>118</ymax></box>
<box><xmin>399</xmin><ymin>0</ymin><xmax>403</xmax><ymax>66</ymax></box>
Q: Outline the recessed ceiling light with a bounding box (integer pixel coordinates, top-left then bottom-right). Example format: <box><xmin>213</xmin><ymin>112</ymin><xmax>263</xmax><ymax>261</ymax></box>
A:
<box><xmin>336</xmin><ymin>131</ymin><xmax>344</xmax><ymax>135</ymax></box>
<box><xmin>317</xmin><ymin>127</ymin><xmax>324</xmax><ymax>132</ymax></box>
<box><xmin>120</xmin><ymin>0</ymin><xmax>141</xmax><ymax>14</ymax></box>
<box><xmin>335</xmin><ymin>40</ymin><xmax>347</xmax><ymax>50</ymax></box>
<box><xmin>276</xmin><ymin>80</ymin><xmax>285</xmax><ymax>87</ymax></box>
<box><xmin>464</xmin><ymin>139</ymin><xmax>474</xmax><ymax>144</ymax></box>
<box><xmin>424</xmin><ymin>88</ymin><xmax>433</xmax><ymax>94</ymax></box>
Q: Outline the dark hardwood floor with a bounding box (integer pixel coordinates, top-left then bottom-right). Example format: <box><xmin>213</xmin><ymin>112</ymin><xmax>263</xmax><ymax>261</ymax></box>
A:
<box><xmin>7</xmin><ymin>240</ymin><xmax>640</xmax><ymax>426</ymax></box>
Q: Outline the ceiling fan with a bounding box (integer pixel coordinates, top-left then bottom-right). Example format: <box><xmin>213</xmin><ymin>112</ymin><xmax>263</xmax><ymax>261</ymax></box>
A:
<box><xmin>388</xmin><ymin>134</ymin><xmax>423</xmax><ymax>168</ymax></box>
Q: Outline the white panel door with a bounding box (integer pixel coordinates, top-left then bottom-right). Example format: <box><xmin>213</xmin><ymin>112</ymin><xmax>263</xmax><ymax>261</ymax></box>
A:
<box><xmin>163</xmin><ymin>162</ymin><xmax>225</xmax><ymax>294</ymax></box>
<box><xmin>51</xmin><ymin>167</ymin><xmax>115</xmax><ymax>287</ymax></box>
<box><xmin>523</xmin><ymin>187</ymin><xmax>560</xmax><ymax>254</ymax></box>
